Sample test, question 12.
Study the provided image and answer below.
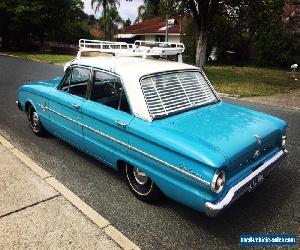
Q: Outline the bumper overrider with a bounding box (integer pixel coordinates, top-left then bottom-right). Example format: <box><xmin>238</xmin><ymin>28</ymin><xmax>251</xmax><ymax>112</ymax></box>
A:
<box><xmin>205</xmin><ymin>149</ymin><xmax>288</xmax><ymax>217</ymax></box>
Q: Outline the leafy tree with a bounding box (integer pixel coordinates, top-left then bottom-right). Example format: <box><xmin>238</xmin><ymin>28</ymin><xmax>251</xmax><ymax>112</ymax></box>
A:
<box><xmin>183</xmin><ymin>0</ymin><xmax>228</xmax><ymax>68</ymax></box>
<box><xmin>207</xmin><ymin>0</ymin><xmax>298</xmax><ymax>67</ymax></box>
<box><xmin>0</xmin><ymin>0</ymin><xmax>89</xmax><ymax>48</ymax></box>
<box><xmin>123</xmin><ymin>18</ymin><xmax>131</xmax><ymax>27</ymax></box>
<box><xmin>140</xmin><ymin>0</ymin><xmax>213</xmax><ymax>67</ymax></box>
<box><xmin>139</xmin><ymin>0</ymin><xmax>183</xmax><ymax>20</ymax></box>
<box><xmin>141</xmin><ymin>0</ymin><xmax>161</xmax><ymax>19</ymax></box>
<box><xmin>145</xmin><ymin>0</ymin><xmax>297</xmax><ymax>68</ymax></box>
<box><xmin>250</xmin><ymin>0</ymin><xmax>297</xmax><ymax>66</ymax></box>
<box><xmin>59</xmin><ymin>19</ymin><xmax>91</xmax><ymax>44</ymax></box>
<box><xmin>88</xmin><ymin>14</ymin><xmax>97</xmax><ymax>25</ymax></box>
<box><xmin>182</xmin><ymin>18</ymin><xmax>197</xmax><ymax>65</ymax></box>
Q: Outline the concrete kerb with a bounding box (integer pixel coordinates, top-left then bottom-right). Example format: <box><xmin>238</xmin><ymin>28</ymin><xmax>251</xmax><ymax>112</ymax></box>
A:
<box><xmin>0</xmin><ymin>52</ymin><xmax>19</xmax><ymax>59</ymax></box>
<box><xmin>10</xmin><ymin>147</ymin><xmax>51</xmax><ymax>179</ymax></box>
<box><xmin>45</xmin><ymin>177</ymin><xmax>110</xmax><ymax>229</ymax></box>
<box><xmin>217</xmin><ymin>92</ymin><xmax>241</xmax><ymax>98</ymax></box>
<box><xmin>0</xmin><ymin>52</ymin><xmax>42</xmax><ymax>62</ymax></box>
<box><xmin>0</xmin><ymin>134</ymin><xmax>140</xmax><ymax>250</ymax></box>
<box><xmin>0</xmin><ymin>53</ymin><xmax>68</xmax><ymax>66</ymax></box>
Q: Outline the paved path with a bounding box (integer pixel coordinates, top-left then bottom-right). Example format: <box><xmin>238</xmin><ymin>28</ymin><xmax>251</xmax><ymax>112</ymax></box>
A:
<box><xmin>0</xmin><ymin>141</ymin><xmax>126</xmax><ymax>250</ymax></box>
<box><xmin>242</xmin><ymin>87</ymin><xmax>300</xmax><ymax>111</ymax></box>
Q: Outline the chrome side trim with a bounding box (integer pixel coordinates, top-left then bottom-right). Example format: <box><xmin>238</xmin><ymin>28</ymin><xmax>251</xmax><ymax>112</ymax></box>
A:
<box><xmin>38</xmin><ymin>104</ymin><xmax>210</xmax><ymax>186</ymax></box>
<box><xmin>205</xmin><ymin>149</ymin><xmax>288</xmax><ymax>217</ymax></box>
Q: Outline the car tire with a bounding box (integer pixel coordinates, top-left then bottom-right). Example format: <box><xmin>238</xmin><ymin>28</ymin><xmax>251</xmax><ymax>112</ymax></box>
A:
<box><xmin>125</xmin><ymin>163</ymin><xmax>162</xmax><ymax>202</ymax></box>
<box><xmin>27</xmin><ymin>105</ymin><xmax>46</xmax><ymax>136</ymax></box>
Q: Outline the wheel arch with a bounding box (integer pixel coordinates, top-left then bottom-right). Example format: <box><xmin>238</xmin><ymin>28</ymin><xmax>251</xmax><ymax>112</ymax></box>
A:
<box><xmin>116</xmin><ymin>159</ymin><xmax>163</xmax><ymax>191</ymax></box>
<box><xmin>24</xmin><ymin>100</ymin><xmax>37</xmax><ymax>114</ymax></box>
<box><xmin>116</xmin><ymin>158</ymin><xmax>161</xmax><ymax>182</ymax></box>
<box><xmin>116</xmin><ymin>159</ymin><xmax>152</xmax><ymax>177</ymax></box>
<box><xmin>117</xmin><ymin>159</ymin><xmax>127</xmax><ymax>176</ymax></box>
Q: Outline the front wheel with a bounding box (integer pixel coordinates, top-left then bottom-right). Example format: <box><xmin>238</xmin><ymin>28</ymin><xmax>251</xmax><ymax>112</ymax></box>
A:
<box><xmin>125</xmin><ymin>163</ymin><xmax>162</xmax><ymax>202</ymax></box>
<box><xmin>27</xmin><ymin>105</ymin><xmax>46</xmax><ymax>136</ymax></box>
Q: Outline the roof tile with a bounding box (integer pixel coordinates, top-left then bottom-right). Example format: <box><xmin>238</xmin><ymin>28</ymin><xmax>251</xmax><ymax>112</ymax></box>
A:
<box><xmin>118</xmin><ymin>16</ymin><xmax>183</xmax><ymax>35</ymax></box>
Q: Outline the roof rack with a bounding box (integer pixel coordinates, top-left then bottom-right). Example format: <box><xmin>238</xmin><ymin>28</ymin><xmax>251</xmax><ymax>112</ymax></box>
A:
<box><xmin>77</xmin><ymin>39</ymin><xmax>185</xmax><ymax>62</ymax></box>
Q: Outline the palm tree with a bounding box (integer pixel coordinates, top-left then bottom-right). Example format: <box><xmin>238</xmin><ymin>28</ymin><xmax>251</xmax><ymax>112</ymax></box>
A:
<box><xmin>137</xmin><ymin>5</ymin><xmax>145</xmax><ymax>23</ymax></box>
<box><xmin>91</xmin><ymin>0</ymin><xmax>120</xmax><ymax>39</ymax></box>
<box><xmin>100</xmin><ymin>6</ymin><xmax>123</xmax><ymax>40</ymax></box>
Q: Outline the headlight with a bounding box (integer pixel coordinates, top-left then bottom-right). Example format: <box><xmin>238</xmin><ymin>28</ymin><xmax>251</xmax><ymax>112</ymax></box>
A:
<box><xmin>211</xmin><ymin>171</ymin><xmax>225</xmax><ymax>193</ymax></box>
<box><xmin>282</xmin><ymin>134</ymin><xmax>286</xmax><ymax>147</ymax></box>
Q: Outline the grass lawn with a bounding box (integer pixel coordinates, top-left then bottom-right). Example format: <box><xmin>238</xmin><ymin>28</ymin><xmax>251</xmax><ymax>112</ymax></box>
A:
<box><xmin>205</xmin><ymin>65</ymin><xmax>300</xmax><ymax>97</ymax></box>
<box><xmin>1</xmin><ymin>51</ymin><xmax>75</xmax><ymax>64</ymax></box>
<box><xmin>1</xmin><ymin>51</ymin><xmax>299</xmax><ymax>97</ymax></box>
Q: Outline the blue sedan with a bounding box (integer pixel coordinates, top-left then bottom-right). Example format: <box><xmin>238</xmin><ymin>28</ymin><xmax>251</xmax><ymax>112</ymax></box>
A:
<box><xmin>17</xmin><ymin>56</ymin><xmax>288</xmax><ymax>216</ymax></box>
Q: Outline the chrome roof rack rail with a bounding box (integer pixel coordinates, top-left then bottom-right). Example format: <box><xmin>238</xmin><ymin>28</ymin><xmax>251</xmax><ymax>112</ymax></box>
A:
<box><xmin>77</xmin><ymin>39</ymin><xmax>185</xmax><ymax>62</ymax></box>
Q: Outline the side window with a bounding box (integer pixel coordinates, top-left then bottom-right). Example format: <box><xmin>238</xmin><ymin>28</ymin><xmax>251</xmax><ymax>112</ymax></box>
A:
<box><xmin>90</xmin><ymin>71</ymin><xmax>131</xmax><ymax>113</ymax></box>
<box><xmin>68</xmin><ymin>67</ymin><xmax>90</xmax><ymax>98</ymax></box>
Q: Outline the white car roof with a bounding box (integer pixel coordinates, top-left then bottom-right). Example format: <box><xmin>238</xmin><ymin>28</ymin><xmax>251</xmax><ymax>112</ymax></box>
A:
<box><xmin>72</xmin><ymin>56</ymin><xmax>198</xmax><ymax>78</ymax></box>
<box><xmin>70</xmin><ymin>57</ymin><xmax>200</xmax><ymax>122</ymax></box>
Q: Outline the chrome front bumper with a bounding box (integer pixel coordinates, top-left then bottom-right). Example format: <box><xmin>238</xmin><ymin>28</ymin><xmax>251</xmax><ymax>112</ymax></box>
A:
<box><xmin>205</xmin><ymin>149</ymin><xmax>288</xmax><ymax>217</ymax></box>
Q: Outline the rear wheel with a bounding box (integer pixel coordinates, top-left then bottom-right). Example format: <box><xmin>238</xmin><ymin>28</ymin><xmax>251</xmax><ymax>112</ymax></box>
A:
<box><xmin>27</xmin><ymin>105</ymin><xmax>46</xmax><ymax>136</ymax></box>
<box><xmin>125</xmin><ymin>163</ymin><xmax>162</xmax><ymax>202</ymax></box>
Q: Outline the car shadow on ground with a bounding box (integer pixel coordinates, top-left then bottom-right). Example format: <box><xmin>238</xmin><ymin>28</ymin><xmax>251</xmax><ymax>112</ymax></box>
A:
<box><xmin>159</xmin><ymin>169</ymin><xmax>293</xmax><ymax>240</ymax></box>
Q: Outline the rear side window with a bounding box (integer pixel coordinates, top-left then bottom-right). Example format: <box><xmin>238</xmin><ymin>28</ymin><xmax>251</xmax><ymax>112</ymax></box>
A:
<box><xmin>90</xmin><ymin>70</ymin><xmax>131</xmax><ymax>113</ymax></box>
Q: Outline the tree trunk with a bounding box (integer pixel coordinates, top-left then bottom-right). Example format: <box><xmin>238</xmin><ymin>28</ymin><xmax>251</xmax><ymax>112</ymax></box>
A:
<box><xmin>103</xmin><ymin>2</ymin><xmax>107</xmax><ymax>40</ymax></box>
<box><xmin>195</xmin><ymin>29</ymin><xmax>208</xmax><ymax>68</ymax></box>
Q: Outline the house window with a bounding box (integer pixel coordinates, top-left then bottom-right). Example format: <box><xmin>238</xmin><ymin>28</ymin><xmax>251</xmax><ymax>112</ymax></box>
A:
<box><xmin>155</xmin><ymin>36</ymin><xmax>165</xmax><ymax>42</ymax></box>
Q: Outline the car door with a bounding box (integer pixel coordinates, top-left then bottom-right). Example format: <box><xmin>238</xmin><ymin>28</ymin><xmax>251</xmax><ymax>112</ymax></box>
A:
<box><xmin>48</xmin><ymin>66</ymin><xmax>91</xmax><ymax>148</ymax></box>
<box><xmin>81</xmin><ymin>69</ymin><xmax>134</xmax><ymax>167</ymax></box>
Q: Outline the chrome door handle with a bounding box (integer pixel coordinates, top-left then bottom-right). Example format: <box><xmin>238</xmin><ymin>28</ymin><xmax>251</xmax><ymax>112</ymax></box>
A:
<box><xmin>72</xmin><ymin>104</ymin><xmax>80</xmax><ymax>109</ymax></box>
<box><xmin>115</xmin><ymin>121</ymin><xmax>127</xmax><ymax>128</ymax></box>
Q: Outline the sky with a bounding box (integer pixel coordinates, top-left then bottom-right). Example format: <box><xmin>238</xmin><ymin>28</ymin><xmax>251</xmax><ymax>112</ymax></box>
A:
<box><xmin>82</xmin><ymin>0</ymin><xmax>144</xmax><ymax>22</ymax></box>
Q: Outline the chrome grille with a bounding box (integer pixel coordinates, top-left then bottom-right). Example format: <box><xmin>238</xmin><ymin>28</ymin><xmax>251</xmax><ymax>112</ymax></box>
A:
<box><xmin>140</xmin><ymin>71</ymin><xmax>217</xmax><ymax>118</ymax></box>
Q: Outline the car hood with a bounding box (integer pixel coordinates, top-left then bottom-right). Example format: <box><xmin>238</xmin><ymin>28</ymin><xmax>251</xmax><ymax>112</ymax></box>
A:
<box><xmin>168</xmin><ymin>102</ymin><xmax>286</xmax><ymax>170</ymax></box>
<box><xmin>29</xmin><ymin>76</ymin><xmax>63</xmax><ymax>87</ymax></box>
<box><xmin>19</xmin><ymin>76</ymin><xmax>63</xmax><ymax>95</ymax></box>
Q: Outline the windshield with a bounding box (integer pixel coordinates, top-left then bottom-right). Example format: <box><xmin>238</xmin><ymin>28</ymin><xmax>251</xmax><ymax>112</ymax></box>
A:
<box><xmin>140</xmin><ymin>70</ymin><xmax>218</xmax><ymax>119</ymax></box>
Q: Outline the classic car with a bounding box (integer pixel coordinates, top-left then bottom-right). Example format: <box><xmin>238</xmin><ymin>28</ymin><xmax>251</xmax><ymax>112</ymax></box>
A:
<box><xmin>17</xmin><ymin>55</ymin><xmax>288</xmax><ymax>216</ymax></box>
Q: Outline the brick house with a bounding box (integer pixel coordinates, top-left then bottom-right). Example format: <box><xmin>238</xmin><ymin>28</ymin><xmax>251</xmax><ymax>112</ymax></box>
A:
<box><xmin>89</xmin><ymin>25</ymin><xmax>105</xmax><ymax>39</ymax></box>
<box><xmin>115</xmin><ymin>16</ymin><xmax>184</xmax><ymax>43</ymax></box>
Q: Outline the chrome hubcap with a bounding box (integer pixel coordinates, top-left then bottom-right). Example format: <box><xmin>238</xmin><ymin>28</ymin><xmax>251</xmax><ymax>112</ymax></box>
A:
<box><xmin>31</xmin><ymin>111</ymin><xmax>40</xmax><ymax>132</ymax></box>
<box><xmin>133</xmin><ymin>167</ymin><xmax>148</xmax><ymax>185</ymax></box>
<box><xmin>32</xmin><ymin>112</ymin><xmax>39</xmax><ymax>126</ymax></box>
